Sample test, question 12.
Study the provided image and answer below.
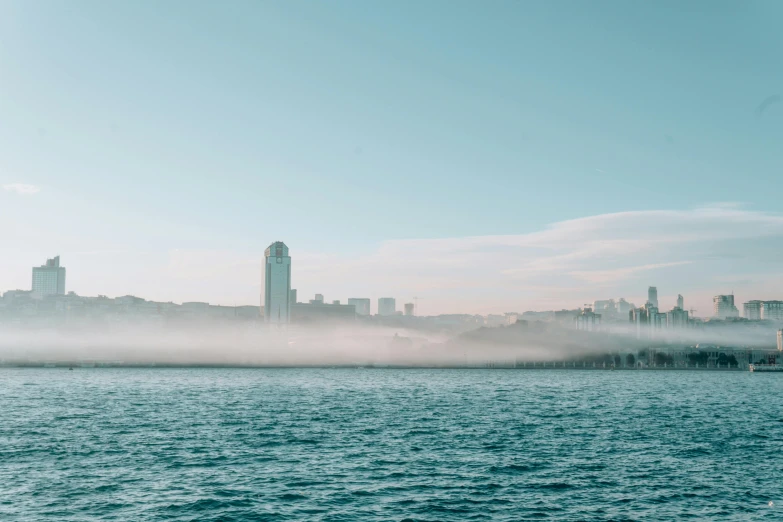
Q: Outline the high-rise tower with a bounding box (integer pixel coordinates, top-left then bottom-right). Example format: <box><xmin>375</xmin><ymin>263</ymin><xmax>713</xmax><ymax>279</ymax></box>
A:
<box><xmin>648</xmin><ymin>286</ymin><xmax>658</xmax><ymax>309</ymax></box>
<box><xmin>32</xmin><ymin>256</ymin><xmax>66</xmax><ymax>296</ymax></box>
<box><xmin>264</xmin><ymin>242</ymin><xmax>291</xmax><ymax>324</ymax></box>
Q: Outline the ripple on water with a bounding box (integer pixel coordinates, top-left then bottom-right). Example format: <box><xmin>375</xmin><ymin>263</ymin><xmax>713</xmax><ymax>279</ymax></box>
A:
<box><xmin>1</xmin><ymin>368</ymin><xmax>782</xmax><ymax>521</ymax></box>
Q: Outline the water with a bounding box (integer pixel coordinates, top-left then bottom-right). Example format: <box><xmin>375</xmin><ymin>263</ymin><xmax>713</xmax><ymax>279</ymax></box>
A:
<box><xmin>1</xmin><ymin>368</ymin><xmax>782</xmax><ymax>521</ymax></box>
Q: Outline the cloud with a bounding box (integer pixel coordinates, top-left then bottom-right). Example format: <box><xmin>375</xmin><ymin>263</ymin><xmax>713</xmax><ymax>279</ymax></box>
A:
<box><xmin>3</xmin><ymin>183</ymin><xmax>40</xmax><ymax>195</ymax></box>
<box><xmin>289</xmin><ymin>205</ymin><xmax>783</xmax><ymax>313</ymax></box>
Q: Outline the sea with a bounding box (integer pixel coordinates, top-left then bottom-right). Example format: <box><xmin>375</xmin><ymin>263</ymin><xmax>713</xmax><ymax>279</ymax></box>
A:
<box><xmin>1</xmin><ymin>368</ymin><xmax>782</xmax><ymax>521</ymax></box>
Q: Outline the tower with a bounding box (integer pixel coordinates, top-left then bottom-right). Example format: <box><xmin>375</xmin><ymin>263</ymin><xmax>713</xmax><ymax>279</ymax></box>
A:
<box><xmin>263</xmin><ymin>242</ymin><xmax>291</xmax><ymax>325</ymax></box>
<box><xmin>647</xmin><ymin>286</ymin><xmax>658</xmax><ymax>309</ymax></box>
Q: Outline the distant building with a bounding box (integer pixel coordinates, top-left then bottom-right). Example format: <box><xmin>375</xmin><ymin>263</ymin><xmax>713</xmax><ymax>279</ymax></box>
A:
<box><xmin>677</xmin><ymin>294</ymin><xmax>684</xmax><ymax>310</ymax></box>
<box><xmin>592</xmin><ymin>299</ymin><xmax>616</xmax><ymax>314</ymax></box>
<box><xmin>378</xmin><ymin>297</ymin><xmax>396</xmax><ymax>316</ymax></box>
<box><xmin>666</xmin><ymin>307</ymin><xmax>689</xmax><ymax>329</ymax></box>
<box><xmin>290</xmin><ymin>289</ymin><xmax>298</xmax><ymax>304</ymax></box>
<box><xmin>32</xmin><ymin>256</ymin><xmax>66</xmax><ymax>296</ymax></box>
<box><xmin>263</xmin><ymin>241</ymin><xmax>291</xmax><ymax>325</ymax></box>
<box><xmin>778</xmin><ymin>330</ymin><xmax>782</xmax><ymax>352</ymax></box>
<box><xmin>648</xmin><ymin>287</ymin><xmax>658</xmax><ymax>308</ymax></box>
<box><xmin>291</xmin><ymin>302</ymin><xmax>356</xmax><ymax>324</ymax></box>
<box><xmin>617</xmin><ymin>298</ymin><xmax>632</xmax><ymax>315</ymax></box>
<box><xmin>575</xmin><ymin>307</ymin><xmax>601</xmax><ymax>331</ymax></box>
<box><xmin>313</xmin><ymin>294</ymin><xmax>324</xmax><ymax>304</ymax></box>
<box><xmin>332</xmin><ymin>300</ymin><xmax>340</xmax><ymax>305</ymax></box>
<box><xmin>713</xmin><ymin>295</ymin><xmax>739</xmax><ymax>319</ymax></box>
<box><xmin>404</xmin><ymin>303</ymin><xmax>415</xmax><ymax>316</ymax></box>
<box><xmin>743</xmin><ymin>300</ymin><xmax>763</xmax><ymax>320</ymax></box>
<box><xmin>347</xmin><ymin>298</ymin><xmax>371</xmax><ymax>316</ymax></box>
<box><xmin>761</xmin><ymin>301</ymin><xmax>783</xmax><ymax>322</ymax></box>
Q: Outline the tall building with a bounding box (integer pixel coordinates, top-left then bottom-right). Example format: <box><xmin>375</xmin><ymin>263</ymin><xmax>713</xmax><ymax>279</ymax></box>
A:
<box><xmin>32</xmin><ymin>256</ymin><xmax>66</xmax><ymax>296</ymax></box>
<box><xmin>666</xmin><ymin>307</ymin><xmax>689</xmax><ymax>329</ymax></box>
<box><xmin>677</xmin><ymin>294</ymin><xmax>684</xmax><ymax>310</ymax></box>
<box><xmin>743</xmin><ymin>300</ymin><xmax>763</xmax><ymax>320</ymax></box>
<box><xmin>404</xmin><ymin>303</ymin><xmax>415</xmax><ymax>316</ymax></box>
<box><xmin>575</xmin><ymin>307</ymin><xmax>601</xmax><ymax>331</ymax></box>
<box><xmin>648</xmin><ymin>287</ymin><xmax>658</xmax><ymax>308</ymax></box>
<box><xmin>347</xmin><ymin>298</ymin><xmax>371</xmax><ymax>316</ymax></box>
<box><xmin>713</xmin><ymin>294</ymin><xmax>739</xmax><ymax>319</ymax></box>
<box><xmin>761</xmin><ymin>301</ymin><xmax>783</xmax><ymax>321</ymax></box>
<box><xmin>378</xmin><ymin>297</ymin><xmax>396</xmax><ymax>316</ymax></box>
<box><xmin>290</xmin><ymin>289</ymin><xmax>298</xmax><ymax>304</ymax></box>
<box><xmin>263</xmin><ymin>241</ymin><xmax>291</xmax><ymax>325</ymax></box>
<box><xmin>778</xmin><ymin>329</ymin><xmax>782</xmax><ymax>352</ymax></box>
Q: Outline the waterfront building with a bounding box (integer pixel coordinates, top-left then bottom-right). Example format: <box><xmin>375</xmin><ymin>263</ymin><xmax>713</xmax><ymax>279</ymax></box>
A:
<box><xmin>617</xmin><ymin>298</ymin><xmax>632</xmax><ymax>315</ymax></box>
<box><xmin>761</xmin><ymin>301</ymin><xmax>783</xmax><ymax>321</ymax></box>
<box><xmin>347</xmin><ymin>298</ymin><xmax>371</xmax><ymax>316</ymax></box>
<box><xmin>648</xmin><ymin>286</ymin><xmax>658</xmax><ymax>308</ymax></box>
<box><xmin>404</xmin><ymin>303</ymin><xmax>415</xmax><ymax>316</ymax></box>
<box><xmin>263</xmin><ymin>241</ymin><xmax>291</xmax><ymax>325</ymax></box>
<box><xmin>32</xmin><ymin>256</ymin><xmax>66</xmax><ymax>296</ymax></box>
<box><xmin>575</xmin><ymin>307</ymin><xmax>601</xmax><ymax>331</ymax></box>
<box><xmin>291</xmin><ymin>301</ymin><xmax>356</xmax><ymax>323</ymax></box>
<box><xmin>713</xmin><ymin>295</ymin><xmax>739</xmax><ymax>319</ymax></box>
<box><xmin>378</xmin><ymin>297</ymin><xmax>396</xmax><ymax>316</ymax></box>
<box><xmin>666</xmin><ymin>307</ymin><xmax>689</xmax><ymax>329</ymax></box>
<box><xmin>592</xmin><ymin>299</ymin><xmax>616</xmax><ymax>314</ymax></box>
<box><xmin>743</xmin><ymin>300</ymin><xmax>763</xmax><ymax>320</ymax></box>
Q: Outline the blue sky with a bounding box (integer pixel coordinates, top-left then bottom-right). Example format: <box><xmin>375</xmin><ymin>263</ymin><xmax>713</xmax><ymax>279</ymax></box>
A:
<box><xmin>2</xmin><ymin>1</ymin><xmax>783</xmax><ymax>314</ymax></box>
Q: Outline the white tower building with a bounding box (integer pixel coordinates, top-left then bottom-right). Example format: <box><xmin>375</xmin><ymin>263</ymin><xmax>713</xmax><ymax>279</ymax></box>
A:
<box><xmin>264</xmin><ymin>241</ymin><xmax>291</xmax><ymax>325</ymax></box>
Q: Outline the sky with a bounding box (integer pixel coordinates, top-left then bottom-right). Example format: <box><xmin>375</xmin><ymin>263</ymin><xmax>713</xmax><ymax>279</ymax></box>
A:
<box><xmin>1</xmin><ymin>0</ymin><xmax>783</xmax><ymax>315</ymax></box>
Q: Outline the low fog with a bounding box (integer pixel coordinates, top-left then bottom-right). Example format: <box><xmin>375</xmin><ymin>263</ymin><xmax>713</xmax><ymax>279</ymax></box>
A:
<box><xmin>0</xmin><ymin>318</ymin><xmax>779</xmax><ymax>368</ymax></box>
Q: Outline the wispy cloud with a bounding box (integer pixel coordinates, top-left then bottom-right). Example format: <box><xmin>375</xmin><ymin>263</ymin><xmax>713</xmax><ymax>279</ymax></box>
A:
<box><xmin>3</xmin><ymin>183</ymin><xmax>40</xmax><ymax>195</ymax></box>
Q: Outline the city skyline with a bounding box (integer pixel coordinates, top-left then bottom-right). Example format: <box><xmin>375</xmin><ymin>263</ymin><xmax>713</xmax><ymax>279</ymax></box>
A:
<box><xmin>7</xmin><ymin>250</ymin><xmax>783</xmax><ymax>322</ymax></box>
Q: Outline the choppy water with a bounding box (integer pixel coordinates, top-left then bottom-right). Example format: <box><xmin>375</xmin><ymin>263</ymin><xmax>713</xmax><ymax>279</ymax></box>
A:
<box><xmin>1</xmin><ymin>368</ymin><xmax>782</xmax><ymax>521</ymax></box>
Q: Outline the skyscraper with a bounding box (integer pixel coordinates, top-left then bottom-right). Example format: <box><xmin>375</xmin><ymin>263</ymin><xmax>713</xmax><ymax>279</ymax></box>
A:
<box><xmin>378</xmin><ymin>297</ymin><xmax>396</xmax><ymax>316</ymax></box>
<box><xmin>32</xmin><ymin>256</ymin><xmax>66</xmax><ymax>296</ymax></box>
<box><xmin>648</xmin><ymin>286</ymin><xmax>658</xmax><ymax>308</ymax></box>
<box><xmin>677</xmin><ymin>294</ymin><xmax>684</xmax><ymax>310</ymax></box>
<box><xmin>263</xmin><ymin>241</ymin><xmax>291</xmax><ymax>325</ymax></box>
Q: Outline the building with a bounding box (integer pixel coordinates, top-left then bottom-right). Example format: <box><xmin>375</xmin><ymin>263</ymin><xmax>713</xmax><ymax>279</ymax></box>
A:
<box><xmin>743</xmin><ymin>300</ymin><xmax>763</xmax><ymax>320</ymax></box>
<box><xmin>347</xmin><ymin>298</ymin><xmax>371</xmax><ymax>316</ymax></box>
<box><xmin>778</xmin><ymin>330</ymin><xmax>782</xmax><ymax>352</ymax></box>
<box><xmin>592</xmin><ymin>299</ymin><xmax>616</xmax><ymax>315</ymax></box>
<box><xmin>378</xmin><ymin>297</ymin><xmax>396</xmax><ymax>316</ymax></box>
<box><xmin>648</xmin><ymin>286</ymin><xmax>658</xmax><ymax>308</ymax></box>
<box><xmin>761</xmin><ymin>301</ymin><xmax>783</xmax><ymax>321</ymax></box>
<box><xmin>666</xmin><ymin>307</ymin><xmax>689</xmax><ymax>329</ymax></box>
<box><xmin>32</xmin><ymin>256</ymin><xmax>66</xmax><ymax>296</ymax></box>
<box><xmin>291</xmin><ymin>302</ymin><xmax>356</xmax><ymax>323</ymax></box>
<box><xmin>713</xmin><ymin>295</ymin><xmax>739</xmax><ymax>319</ymax></box>
<box><xmin>617</xmin><ymin>298</ymin><xmax>632</xmax><ymax>315</ymax></box>
<box><xmin>575</xmin><ymin>307</ymin><xmax>601</xmax><ymax>331</ymax></box>
<box><xmin>290</xmin><ymin>289</ymin><xmax>298</xmax><ymax>304</ymax></box>
<box><xmin>312</xmin><ymin>294</ymin><xmax>324</xmax><ymax>304</ymax></box>
<box><xmin>263</xmin><ymin>241</ymin><xmax>291</xmax><ymax>325</ymax></box>
<box><xmin>677</xmin><ymin>294</ymin><xmax>684</xmax><ymax>310</ymax></box>
<box><xmin>404</xmin><ymin>303</ymin><xmax>415</xmax><ymax>316</ymax></box>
